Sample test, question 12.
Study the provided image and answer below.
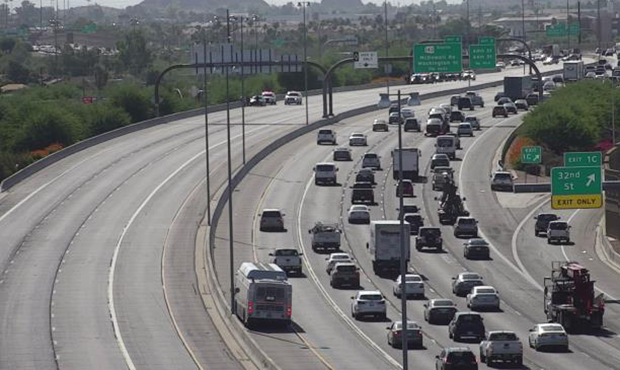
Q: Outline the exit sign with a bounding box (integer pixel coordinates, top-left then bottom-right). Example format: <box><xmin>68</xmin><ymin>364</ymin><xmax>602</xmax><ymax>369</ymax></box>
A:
<box><xmin>564</xmin><ymin>152</ymin><xmax>602</xmax><ymax>167</ymax></box>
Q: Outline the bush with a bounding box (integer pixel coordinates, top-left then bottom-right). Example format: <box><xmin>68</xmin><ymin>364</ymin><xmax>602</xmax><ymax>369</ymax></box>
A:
<box><xmin>13</xmin><ymin>104</ymin><xmax>82</xmax><ymax>151</ymax></box>
<box><xmin>108</xmin><ymin>83</ymin><xmax>154</xmax><ymax>123</ymax></box>
<box><xmin>83</xmin><ymin>103</ymin><xmax>132</xmax><ymax>136</ymax></box>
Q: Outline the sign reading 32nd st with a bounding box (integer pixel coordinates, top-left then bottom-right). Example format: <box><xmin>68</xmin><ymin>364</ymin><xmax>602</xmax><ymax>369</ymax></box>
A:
<box><xmin>551</xmin><ymin>166</ymin><xmax>602</xmax><ymax>209</ymax></box>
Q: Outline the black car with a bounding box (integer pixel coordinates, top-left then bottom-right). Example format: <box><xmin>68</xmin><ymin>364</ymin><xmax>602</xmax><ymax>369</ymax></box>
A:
<box><xmin>534</xmin><ymin>213</ymin><xmax>560</xmax><ymax>236</ymax></box>
<box><xmin>351</xmin><ymin>182</ymin><xmax>374</xmax><ymax>204</ymax></box>
<box><xmin>404</xmin><ymin>213</ymin><xmax>424</xmax><ymax>235</ymax></box>
<box><xmin>415</xmin><ymin>227</ymin><xmax>442</xmax><ymax>251</ymax></box>
<box><xmin>356</xmin><ymin>169</ymin><xmax>375</xmax><ymax>184</ymax></box>
<box><xmin>494</xmin><ymin>92</ymin><xmax>506</xmax><ymax>102</ymax></box>
<box><xmin>404</xmin><ymin>118</ymin><xmax>421</xmax><ymax>132</ymax></box>
<box><xmin>436</xmin><ymin>347</ymin><xmax>478</xmax><ymax>370</ymax></box>
<box><xmin>458</xmin><ymin>97</ymin><xmax>473</xmax><ymax>111</ymax></box>
<box><xmin>450</xmin><ymin>111</ymin><xmax>466</xmax><ymax>123</ymax></box>
<box><xmin>333</xmin><ymin>148</ymin><xmax>352</xmax><ymax>161</ymax></box>
<box><xmin>449</xmin><ymin>312</ymin><xmax>485</xmax><ymax>342</ymax></box>
<box><xmin>398</xmin><ymin>204</ymin><xmax>419</xmax><ymax>219</ymax></box>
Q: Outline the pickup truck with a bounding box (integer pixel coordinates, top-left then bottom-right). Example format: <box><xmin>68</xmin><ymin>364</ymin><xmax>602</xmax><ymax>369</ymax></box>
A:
<box><xmin>309</xmin><ymin>222</ymin><xmax>341</xmax><ymax>252</ymax></box>
<box><xmin>269</xmin><ymin>249</ymin><xmax>303</xmax><ymax>276</ymax></box>
<box><xmin>479</xmin><ymin>331</ymin><xmax>523</xmax><ymax>366</ymax></box>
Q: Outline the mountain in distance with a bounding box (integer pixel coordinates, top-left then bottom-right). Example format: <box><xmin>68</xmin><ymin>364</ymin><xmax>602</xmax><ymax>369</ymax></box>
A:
<box><xmin>132</xmin><ymin>0</ymin><xmax>270</xmax><ymax>12</ymax></box>
<box><xmin>320</xmin><ymin>0</ymin><xmax>364</xmax><ymax>10</ymax></box>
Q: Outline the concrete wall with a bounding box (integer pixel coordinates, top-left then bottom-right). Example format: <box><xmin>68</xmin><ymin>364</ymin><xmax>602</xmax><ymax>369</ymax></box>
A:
<box><xmin>605</xmin><ymin>145</ymin><xmax>620</xmax><ymax>240</ymax></box>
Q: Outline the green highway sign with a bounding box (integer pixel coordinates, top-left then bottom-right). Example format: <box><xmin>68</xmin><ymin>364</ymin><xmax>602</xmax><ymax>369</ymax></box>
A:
<box><xmin>479</xmin><ymin>37</ymin><xmax>496</xmax><ymax>45</ymax></box>
<box><xmin>520</xmin><ymin>146</ymin><xmax>542</xmax><ymax>164</ymax></box>
<box><xmin>569</xmin><ymin>23</ymin><xmax>580</xmax><ymax>36</ymax></box>
<box><xmin>469</xmin><ymin>44</ymin><xmax>496</xmax><ymax>70</ymax></box>
<box><xmin>564</xmin><ymin>152</ymin><xmax>602</xmax><ymax>167</ymax></box>
<box><xmin>551</xmin><ymin>166</ymin><xmax>602</xmax><ymax>209</ymax></box>
<box><xmin>546</xmin><ymin>23</ymin><xmax>580</xmax><ymax>37</ymax></box>
<box><xmin>444</xmin><ymin>35</ymin><xmax>462</xmax><ymax>44</ymax></box>
<box><xmin>413</xmin><ymin>43</ymin><xmax>463</xmax><ymax>73</ymax></box>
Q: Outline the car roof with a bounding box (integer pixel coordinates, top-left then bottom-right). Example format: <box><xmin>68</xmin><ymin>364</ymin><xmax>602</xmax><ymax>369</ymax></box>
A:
<box><xmin>329</xmin><ymin>253</ymin><xmax>350</xmax><ymax>258</ymax></box>
<box><xmin>455</xmin><ymin>311</ymin><xmax>481</xmax><ymax>318</ymax></box>
<box><xmin>431</xmin><ymin>298</ymin><xmax>455</xmax><ymax>305</ymax></box>
<box><xmin>458</xmin><ymin>122</ymin><xmax>471</xmax><ymax>126</ymax></box>
<box><xmin>460</xmin><ymin>272</ymin><xmax>481</xmax><ymax>279</ymax></box>
<box><xmin>263</xmin><ymin>208</ymin><xmax>282</xmax><ymax>212</ymax></box>
<box><xmin>445</xmin><ymin>347</ymin><xmax>473</xmax><ymax>353</ymax></box>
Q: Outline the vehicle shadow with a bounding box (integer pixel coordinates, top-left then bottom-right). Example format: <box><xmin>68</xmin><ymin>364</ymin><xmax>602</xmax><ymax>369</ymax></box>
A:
<box><xmin>260</xmin><ymin>228</ymin><xmax>288</xmax><ymax>233</ymax></box>
<box><xmin>486</xmin><ymin>362</ymin><xmax>531</xmax><ymax>369</ymax></box>
<box><xmin>249</xmin><ymin>320</ymin><xmax>304</xmax><ymax>335</ymax></box>
<box><xmin>355</xmin><ymin>315</ymin><xmax>392</xmax><ymax>323</ymax></box>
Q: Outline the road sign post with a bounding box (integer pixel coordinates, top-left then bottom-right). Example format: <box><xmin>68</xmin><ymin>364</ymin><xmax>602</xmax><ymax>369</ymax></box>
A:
<box><xmin>354</xmin><ymin>51</ymin><xmax>378</xmax><ymax>69</ymax></box>
<box><xmin>551</xmin><ymin>166</ymin><xmax>602</xmax><ymax>209</ymax></box>
<box><xmin>521</xmin><ymin>146</ymin><xmax>542</xmax><ymax>183</ymax></box>
<box><xmin>564</xmin><ymin>152</ymin><xmax>602</xmax><ymax>167</ymax></box>
<box><xmin>413</xmin><ymin>43</ymin><xmax>462</xmax><ymax>73</ymax></box>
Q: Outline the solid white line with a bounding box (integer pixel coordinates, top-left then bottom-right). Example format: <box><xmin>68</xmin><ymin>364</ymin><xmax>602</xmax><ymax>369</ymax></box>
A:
<box><xmin>108</xmin><ymin>125</ymin><xmax>265</xmax><ymax>370</ymax></box>
<box><xmin>459</xmin><ymin>114</ymin><xmax>542</xmax><ymax>289</ymax></box>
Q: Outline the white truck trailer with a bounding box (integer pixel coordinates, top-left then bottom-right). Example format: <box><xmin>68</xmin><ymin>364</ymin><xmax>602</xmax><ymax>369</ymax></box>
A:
<box><xmin>563</xmin><ymin>60</ymin><xmax>583</xmax><ymax>82</ymax></box>
<box><xmin>367</xmin><ymin>221</ymin><xmax>411</xmax><ymax>274</ymax></box>
<box><xmin>392</xmin><ymin>147</ymin><xmax>421</xmax><ymax>180</ymax></box>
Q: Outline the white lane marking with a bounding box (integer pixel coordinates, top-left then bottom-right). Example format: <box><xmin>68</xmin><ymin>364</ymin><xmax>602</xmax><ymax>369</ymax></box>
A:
<box><xmin>561</xmin><ymin>210</ymin><xmax>581</xmax><ymax>262</ymax></box>
<box><xmin>459</xmin><ymin>114</ymin><xmax>542</xmax><ymax>289</ymax></box>
<box><xmin>109</xmin><ymin>125</ymin><xmax>265</xmax><ymax>370</ymax></box>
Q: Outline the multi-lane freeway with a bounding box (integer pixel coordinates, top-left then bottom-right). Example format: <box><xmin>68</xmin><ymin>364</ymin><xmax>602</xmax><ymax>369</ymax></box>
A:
<box><xmin>0</xmin><ymin>57</ymin><xmax>616</xmax><ymax>370</ymax></box>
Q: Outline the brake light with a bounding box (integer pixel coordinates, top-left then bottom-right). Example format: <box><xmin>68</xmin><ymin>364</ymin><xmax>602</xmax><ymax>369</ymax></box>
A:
<box><xmin>394</xmin><ymin>331</ymin><xmax>401</xmax><ymax>337</ymax></box>
<box><xmin>248</xmin><ymin>301</ymin><xmax>254</xmax><ymax>314</ymax></box>
<box><xmin>286</xmin><ymin>305</ymin><xmax>292</xmax><ymax>316</ymax></box>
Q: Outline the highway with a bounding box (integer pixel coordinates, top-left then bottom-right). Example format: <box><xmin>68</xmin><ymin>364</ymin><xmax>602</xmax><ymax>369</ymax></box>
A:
<box><xmin>227</xmin><ymin>85</ymin><xmax>620</xmax><ymax>369</ymax></box>
<box><xmin>0</xmin><ymin>59</ymin><xmax>603</xmax><ymax>370</ymax></box>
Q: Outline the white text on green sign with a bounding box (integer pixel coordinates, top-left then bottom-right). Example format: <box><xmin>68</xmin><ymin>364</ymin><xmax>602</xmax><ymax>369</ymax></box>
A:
<box><xmin>413</xmin><ymin>43</ymin><xmax>463</xmax><ymax>73</ymax></box>
<box><xmin>564</xmin><ymin>152</ymin><xmax>602</xmax><ymax>167</ymax></box>
<box><xmin>469</xmin><ymin>44</ymin><xmax>496</xmax><ymax>70</ymax></box>
<box><xmin>520</xmin><ymin>146</ymin><xmax>541</xmax><ymax>164</ymax></box>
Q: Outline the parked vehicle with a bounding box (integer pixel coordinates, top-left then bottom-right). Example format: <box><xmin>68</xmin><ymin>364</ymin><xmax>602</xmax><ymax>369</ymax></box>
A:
<box><xmin>309</xmin><ymin>222</ymin><xmax>341</xmax><ymax>252</ymax></box>
<box><xmin>269</xmin><ymin>249</ymin><xmax>303</xmax><ymax>276</ymax></box>
<box><xmin>479</xmin><ymin>331</ymin><xmax>523</xmax><ymax>366</ymax></box>
<box><xmin>424</xmin><ymin>299</ymin><xmax>457</xmax><ymax>324</ymax></box>
<box><xmin>234</xmin><ymin>262</ymin><xmax>291</xmax><ymax>327</ymax></box>
<box><xmin>415</xmin><ymin>227</ymin><xmax>443</xmax><ymax>251</ymax></box>
<box><xmin>367</xmin><ymin>221</ymin><xmax>410</xmax><ymax>274</ymax></box>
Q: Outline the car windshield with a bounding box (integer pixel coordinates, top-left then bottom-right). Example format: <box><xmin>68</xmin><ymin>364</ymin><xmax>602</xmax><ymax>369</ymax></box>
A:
<box><xmin>538</xmin><ymin>214</ymin><xmax>558</xmax><ymax>221</ymax></box>
<box><xmin>364</xmin><ymin>154</ymin><xmax>377</xmax><ymax>159</ymax></box>
<box><xmin>459</xmin><ymin>124</ymin><xmax>471</xmax><ymax>129</ymax></box>
<box><xmin>468</xmin><ymin>239</ymin><xmax>488</xmax><ymax>246</ymax></box>
<box><xmin>433</xmin><ymin>300</ymin><xmax>454</xmax><ymax>307</ymax></box>
<box><xmin>549</xmin><ymin>222</ymin><xmax>568</xmax><ymax>230</ymax></box>
<box><xmin>541</xmin><ymin>324</ymin><xmax>565</xmax><ymax>332</ymax></box>
<box><xmin>319</xmin><ymin>130</ymin><xmax>332</xmax><ymax>135</ymax></box>
<box><xmin>459</xmin><ymin>314</ymin><xmax>482</xmax><ymax>322</ymax></box>
<box><xmin>394</xmin><ymin>322</ymin><xmax>420</xmax><ymax>330</ymax></box>
<box><xmin>404</xmin><ymin>215</ymin><xmax>421</xmax><ymax>223</ymax></box>
<box><xmin>421</xmin><ymin>228</ymin><xmax>440</xmax><ymax>236</ymax></box>
<box><xmin>351</xmin><ymin>205</ymin><xmax>368</xmax><ymax>212</ymax></box>
<box><xmin>331</xmin><ymin>255</ymin><xmax>350</xmax><ymax>261</ymax></box>
<box><xmin>275</xmin><ymin>250</ymin><xmax>298</xmax><ymax>256</ymax></box>
<box><xmin>495</xmin><ymin>173</ymin><xmax>512</xmax><ymax>181</ymax></box>
<box><xmin>263</xmin><ymin>211</ymin><xmax>281</xmax><ymax>217</ymax></box>
<box><xmin>494</xmin><ymin>107</ymin><xmax>505</xmax><ymax>112</ymax></box>
<box><xmin>437</xmin><ymin>138</ymin><xmax>453</xmax><ymax>147</ymax></box>
<box><xmin>404</xmin><ymin>275</ymin><xmax>422</xmax><ymax>282</ymax></box>
<box><xmin>489</xmin><ymin>333</ymin><xmax>517</xmax><ymax>341</ymax></box>
<box><xmin>288</xmin><ymin>92</ymin><xmax>300</xmax><ymax>96</ymax></box>
<box><xmin>316</xmin><ymin>165</ymin><xmax>335</xmax><ymax>171</ymax></box>
<box><xmin>459</xmin><ymin>218</ymin><xmax>476</xmax><ymax>225</ymax></box>
<box><xmin>462</xmin><ymin>274</ymin><xmax>481</xmax><ymax>280</ymax></box>
<box><xmin>447</xmin><ymin>351</ymin><xmax>475</xmax><ymax>362</ymax></box>
<box><xmin>262</xmin><ymin>92</ymin><xmax>274</xmax><ymax>96</ymax></box>
<box><xmin>360</xmin><ymin>294</ymin><xmax>383</xmax><ymax>301</ymax></box>
<box><xmin>465</xmin><ymin>117</ymin><xmax>477</xmax><ymax>122</ymax></box>
<box><xmin>336</xmin><ymin>265</ymin><xmax>357</xmax><ymax>272</ymax></box>
<box><xmin>477</xmin><ymin>288</ymin><xmax>496</xmax><ymax>294</ymax></box>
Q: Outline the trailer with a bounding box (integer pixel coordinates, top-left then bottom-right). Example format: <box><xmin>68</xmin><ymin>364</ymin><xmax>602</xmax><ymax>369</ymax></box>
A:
<box><xmin>563</xmin><ymin>61</ymin><xmax>584</xmax><ymax>82</ymax></box>
<box><xmin>367</xmin><ymin>221</ymin><xmax>410</xmax><ymax>275</ymax></box>
<box><xmin>543</xmin><ymin>261</ymin><xmax>605</xmax><ymax>332</ymax></box>
<box><xmin>392</xmin><ymin>147</ymin><xmax>421</xmax><ymax>180</ymax></box>
<box><xmin>503</xmin><ymin>76</ymin><xmax>532</xmax><ymax>101</ymax></box>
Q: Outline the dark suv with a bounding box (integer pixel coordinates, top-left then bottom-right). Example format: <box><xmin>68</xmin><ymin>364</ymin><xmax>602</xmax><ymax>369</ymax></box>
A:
<box><xmin>416</xmin><ymin>227</ymin><xmax>443</xmax><ymax>251</ymax></box>
<box><xmin>457</xmin><ymin>97</ymin><xmax>473</xmax><ymax>111</ymax></box>
<box><xmin>436</xmin><ymin>347</ymin><xmax>478</xmax><ymax>370</ymax></box>
<box><xmin>448</xmin><ymin>312</ymin><xmax>485</xmax><ymax>342</ymax></box>
<box><xmin>534</xmin><ymin>213</ymin><xmax>560</xmax><ymax>236</ymax></box>
<box><xmin>356</xmin><ymin>168</ymin><xmax>375</xmax><ymax>184</ymax></box>
<box><xmin>351</xmin><ymin>182</ymin><xmax>374</xmax><ymax>204</ymax></box>
<box><xmin>404</xmin><ymin>118</ymin><xmax>421</xmax><ymax>132</ymax></box>
<box><xmin>404</xmin><ymin>213</ymin><xmax>424</xmax><ymax>235</ymax></box>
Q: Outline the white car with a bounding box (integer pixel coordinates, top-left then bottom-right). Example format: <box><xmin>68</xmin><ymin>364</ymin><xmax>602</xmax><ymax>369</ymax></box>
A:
<box><xmin>496</xmin><ymin>61</ymin><xmax>506</xmax><ymax>69</ymax></box>
<box><xmin>348</xmin><ymin>205</ymin><xmax>370</xmax><ymax>224</ymax></box>
<box><xmin>326</xmin><ymin>253</ymin><xmax>352</xmax><ymax>274</ymax></box>
<box><xmin>317</xmin><ymin>129</ymin><xmax>337</xmax><ymax>145</ymax></box>
<box><xmin>467</xmin><ymin>286</ymin><xmax>500</xmax><ymax>310</ymax></box>
<box><xmin>452</xmin><ymin>272</ymin><xmax>484</xmax><ymax>296</ymax></box>
<box><xmin>349</xmin><ymin>133</ymin><xmax>367</xmax><ymax>146</ymax></box>
<box><xmin>401</xmin><ymin>108</ymin><xmax>415</xmax><ymax>118</ymax></box>
<box><xmin>284</xmin><ymin>91</ymin><xmax>303</xmax><ymax>105</ymax></box>
<box><xmin>528</xmin><ymin>323</ymin><xmax>569</xmax><ymax>351</ymax></box>
<box><xmin>261</xmin><ymin>91</ymin><xmax>277</xmax><ymax>105</ymax></box>
<box><xmin>373</xmin><ymin>119</ymin><xmax>389</xmax><ymax>132</ymax></box>
<box><xmin>351</xmin><ymin>290</ymin><xmax>387</xmax><ymax>320</ymax></box>
<box><xmin>362</xmin><ymin>153</ymin><xmax>381</xmax><ymax>170</ymax></box>
<box><xmin>457</xmin><ymin>122</ymin><xmax>473</xmax><ymax>137</ymax></box>
<box><xmin>393</xmin><ymin>274</ymin><xmax>425</xmax><ymax>298</ymax></box>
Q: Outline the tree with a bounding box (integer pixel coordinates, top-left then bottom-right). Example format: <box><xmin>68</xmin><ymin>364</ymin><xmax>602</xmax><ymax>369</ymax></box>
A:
<box><xmin>108</xmin><ymin>83</ymin><xmax>154</xmax><ymax>123</ymax></box>
<box><xmin>116</xmin><ymin>30</ymin><xmax>153</xmax><ymax>75</ymax></box>
<box><xmin>6</xmin><ymin>60</ymin><xmax>30</xmax><ymax>83</ymax></box>
<box><xmin>0</xmin><ymin>37</ymin><xmax>16</xmax><ymax>53</ymax></box>
<box><xmin>94</xmin><ymin>63</ymin><xmax>108</xmax><ymax>95</ymax></box>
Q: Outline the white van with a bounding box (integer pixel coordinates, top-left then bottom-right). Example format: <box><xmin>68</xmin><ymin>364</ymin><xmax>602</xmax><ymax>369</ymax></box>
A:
<box><xmin>314</xmin><ymin>162</ymin><xmax>338</xmax><ymax>185</ymax></box>
<box><xmin>435</xmin><ymin>135</ymin><xmax>457</xmax><ymax>160</ymax></box>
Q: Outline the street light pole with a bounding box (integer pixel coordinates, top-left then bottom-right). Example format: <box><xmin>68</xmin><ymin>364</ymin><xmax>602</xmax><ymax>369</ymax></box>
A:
<box><xmin>203</xmin><ymin>34</ymin><xmax>211</xmax><ymax>225</ymax></box>
<box><xmin>396</xmin><ymin>89</ymin><xmax>408</xmax><ymax>370</ymax></box>
<box><xmin>226</xmin><ymin>8</ymin><xmax>235</xmax><ymax>314</ymax></box>
<box><xmin>239</xmin><ymin>16</ymin><xmax>246</xmax><ymax>163</ymax></box>
<box><xmin>567</xmin><ymin>0</ymin><xmax>570</xmax><ymax>50</ymax></box>
<box><xmin>384</xmin><ymin>0</ymin><xmax>390</xmax><ymax>94</ymax></box>
<box><xmin>300</xmin><ymin>2</ymin><xmax>309</xmax><ymax>126</ymax></box>
<box><xmin>522</xmin><ymin>0</ymin><xmax>527</xmax><ymax>75</ymax></box>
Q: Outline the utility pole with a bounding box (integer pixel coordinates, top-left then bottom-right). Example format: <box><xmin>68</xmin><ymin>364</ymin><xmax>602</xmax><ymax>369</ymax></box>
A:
<box><xmin>466</xmin><ymin>0</ymin><xmax>470</xmax><ymax>48</ymax></box>
<box><xmin>202</xmin><ymin>33</ymin><xmax>211</xmax><ymax>225</ymax></box>
<box><xmin>567</xmin><ymin>0</ymin><xmax>570</xmax><ymax>50</ymax></box>
<box><xmin>522</xmin><ymin>0</ymin><xmax>526</xmax><ymax>75</ymax></box>
<box><xmin>299</xmin><ymin>2</ymin><xmax>309</xmax><ymax>126</ymax></box>
<box><xmin>597</xmin><ymin>0</ymin><xmax>601</xmax><ymax>52</ymax></box>
<box><xmin>225</xmin><ymin>8</ymin><xmax>235</xmax><ymax>314</ymax></box>
<box><xmin>577</xmin><ymin>1</ymin><xmax>581</xmax><ymax>47</ymax></box>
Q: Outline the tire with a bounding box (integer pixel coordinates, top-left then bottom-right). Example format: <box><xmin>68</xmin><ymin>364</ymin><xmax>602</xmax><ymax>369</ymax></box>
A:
<box><xmin>535</xmin><ymin>230</ymin><xmax>539</xmax><ymax>237</ymax></box>
<box><xmin>480</xmin><ymin>351</ymin><xmax>486</xmax><ymax>363</ymax></box>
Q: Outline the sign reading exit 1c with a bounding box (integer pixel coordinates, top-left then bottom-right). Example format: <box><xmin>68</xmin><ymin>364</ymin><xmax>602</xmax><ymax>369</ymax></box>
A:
<box><xmin>564</xmin><ymin>152</ymin><xmax>602</xmax><ymax>167</ymax></box>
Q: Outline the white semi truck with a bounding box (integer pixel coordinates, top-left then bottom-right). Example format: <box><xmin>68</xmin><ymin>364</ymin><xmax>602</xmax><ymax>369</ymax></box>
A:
<box><xmin>392</xmin><ymin>147</ymin><xmax>421</xmax><ymax>180</ymax></box>
<box><xmin>367</xmin><ymin>221</ymin><xmax>411</xmax><ymax>274</ymax></box>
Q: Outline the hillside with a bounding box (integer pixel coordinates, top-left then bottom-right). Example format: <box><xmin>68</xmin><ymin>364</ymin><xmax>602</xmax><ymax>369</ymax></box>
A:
<box><xmin>132</xmin><ymin>0</ymin><xmax>269</xmax><ymax>11</ymax></box>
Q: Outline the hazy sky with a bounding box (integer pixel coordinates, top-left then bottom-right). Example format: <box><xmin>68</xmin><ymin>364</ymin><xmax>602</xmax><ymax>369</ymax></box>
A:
<box><xmin>63</xmin><ymin>0</ymin><xmax>459</xmax><ymax>10</ymax></box>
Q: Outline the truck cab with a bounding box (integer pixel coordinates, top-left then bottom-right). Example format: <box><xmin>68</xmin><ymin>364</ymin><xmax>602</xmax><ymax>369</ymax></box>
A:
<box><xmin>479</xmin><ymin>331</ymin><xmax>523</xmax><ymax>366</ymax></box>
<box><xmin>547</xmin><ymin>221</ymin><xmax>570</xmax><ymax>244</ymax></box>
<box><xmin>269</xmin><ymin>249</ymin><xmax>303</xmax><ymax>276</ymax></box>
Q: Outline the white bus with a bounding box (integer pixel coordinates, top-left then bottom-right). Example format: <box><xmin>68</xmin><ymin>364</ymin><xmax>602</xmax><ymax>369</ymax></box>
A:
<box><xmin>234</xmin><ymin>262</ymin><xmax>292</xmax><ymax>327</ymax></box>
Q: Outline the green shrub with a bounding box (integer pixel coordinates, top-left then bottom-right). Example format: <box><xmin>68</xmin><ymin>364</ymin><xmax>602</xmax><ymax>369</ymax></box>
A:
<box><xmin>108</xmin><ymin>83</ymin><xmax>154</xmax><ymax>123</ymax></box>
<box><xmin>13</xmin><ymin>104</ymin><xmax>82</xmax><ymax>151</ymax></box>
